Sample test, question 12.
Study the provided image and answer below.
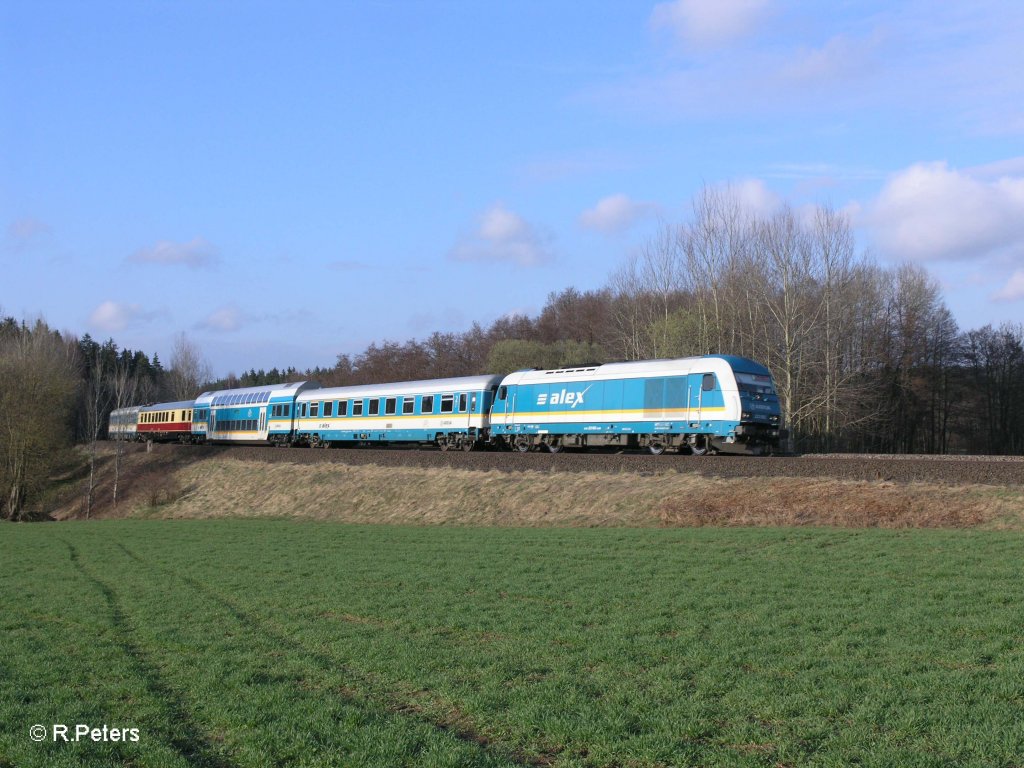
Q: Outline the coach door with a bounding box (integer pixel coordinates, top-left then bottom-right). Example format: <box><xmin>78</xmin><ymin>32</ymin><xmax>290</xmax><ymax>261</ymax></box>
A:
<box><xmin>689</xmin><ymin>374</ymin><xmax>703</xmax><ymax>423</ymax></box>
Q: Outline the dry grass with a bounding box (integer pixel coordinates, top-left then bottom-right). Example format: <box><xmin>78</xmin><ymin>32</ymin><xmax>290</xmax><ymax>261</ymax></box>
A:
<box><xmin>102</xmin><ymin>456</ymin><xmax>1024</xmax><ymax>530</ymax></box>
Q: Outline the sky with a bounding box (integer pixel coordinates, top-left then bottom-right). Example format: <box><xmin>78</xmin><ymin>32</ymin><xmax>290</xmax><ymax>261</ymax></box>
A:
<box><xmin>3</xmin><ymin>1</ymin><xmax>1023</xmax><ymax>376</ymax></box>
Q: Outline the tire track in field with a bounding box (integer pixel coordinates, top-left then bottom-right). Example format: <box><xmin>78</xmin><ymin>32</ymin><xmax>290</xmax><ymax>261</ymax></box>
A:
<box><xmin>61</xmin><ymin>538</ymin><xmax>238</xmax><ymax>768</ymax></box>
<box><xmin>115</xmin><ymin>542</ymin><xmax>562</xmax><ymax>768</ymax></box>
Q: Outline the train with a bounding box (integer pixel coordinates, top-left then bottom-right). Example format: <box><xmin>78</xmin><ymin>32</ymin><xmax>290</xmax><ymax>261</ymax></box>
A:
<box><xmin>108</xmin><ymin>355</ymin><xmax>782</xmax><ymax>455</ymax></box>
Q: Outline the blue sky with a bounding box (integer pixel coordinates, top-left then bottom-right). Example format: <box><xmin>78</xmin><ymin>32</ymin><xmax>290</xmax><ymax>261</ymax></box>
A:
<box><xmin>3</xmin><ymin>1</ymin><xmax>1023</xmax><ymax>375</ymax></box>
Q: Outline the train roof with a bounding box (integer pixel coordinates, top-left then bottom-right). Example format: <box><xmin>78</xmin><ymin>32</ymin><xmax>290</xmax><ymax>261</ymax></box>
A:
<box><xmin>110</xmin><ymin>404</ymin><xmax>143</xmax><ymax>415</ymax></box>
<box><xmin>194</xmin><ymin>381</ymin><xmax>320</xmax><ymax>407</ymax></box>
<box><xmin>139</xmin><ymin>400</ymin><xmax>196</xmax><ymax>412</ymax></box>
<box><xmin>501</xmin><ymin>355</ymin><xmax>771</xmax><ymax>386</ymax></box>
<box><xmin>299</xmin><ymin>374</ymin><xmax>504</xmax><ymax>401</ymax></box>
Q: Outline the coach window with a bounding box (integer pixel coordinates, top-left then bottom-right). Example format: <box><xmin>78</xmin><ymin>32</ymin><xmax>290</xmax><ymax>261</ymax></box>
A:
<box><xmin>338</xmin><ymin>400</ymin><xmax>348</xmax><ymax>417</ymax></box>
<box><xmin>323</xmin><ymin>401</ymin><xmax>333</xmax><ymax>418</ymax></box>
<box><xmin>402</xmin><ymin>397</ymin><xmax>414</xmax><ymax>415</ymax></box>
<box><xmin>421</xmin><ymin>395</ymin><xmax>434</xmax><ymax>413</ymax></box>
<box><xmin>702</xmin><ymin>373</ymin><xmax>716</xmax><ymax>392</ymax></box>
<box><xmin>440</xmin><ymin>394</ymin><xmax>454</xmax><ymax>413</ymax></box>
<box><xmin>458</xmin><ymin>393</ymin><xmax>467</xmax><ymax>412</ymax></box>
<box><xmin>310</xmin><ymin>402</ymin><xmax>320</xmax><ymax>418</ymax></box>
<box><xmin>368</xmin><ymin>399</ymin><xmax>380</xmax><ymax>416</ymax></box>
<box><xmin>352</xmin><ymin>400</ymin><xmax>363</xmax><ymax>416</ymax></box>
<box><xmin>385</xmin><ymin>397</ymin><xmax>397</xmax><ymax>416</ymax></box>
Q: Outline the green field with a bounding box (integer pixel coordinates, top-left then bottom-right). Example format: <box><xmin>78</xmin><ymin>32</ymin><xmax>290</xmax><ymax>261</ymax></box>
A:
<box><xmin>2</xmin><ymin>521</ymin><xmax>1023</xmax><ymax>767</ymax></box>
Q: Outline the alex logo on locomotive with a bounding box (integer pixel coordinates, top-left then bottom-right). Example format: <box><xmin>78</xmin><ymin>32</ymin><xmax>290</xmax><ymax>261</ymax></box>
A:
<box><xmin>536</xmin><ymin>386</ymin><xmax>592</xmax><ymax>408</ymax></box>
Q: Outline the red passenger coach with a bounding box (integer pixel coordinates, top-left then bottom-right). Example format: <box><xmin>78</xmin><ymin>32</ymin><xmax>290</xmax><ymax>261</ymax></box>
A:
<box><xmin>137</xmin><ymin>400</ymin><xmax>195</xmax><ymax>443</ymax></box>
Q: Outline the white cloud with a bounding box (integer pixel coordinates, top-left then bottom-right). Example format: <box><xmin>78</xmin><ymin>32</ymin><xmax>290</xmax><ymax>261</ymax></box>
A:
<box><xmin>730</xmin><ymin>178</ymin><xmax>782</xmax><ymax>218</ymax></box>
<box><xmin>450</xmin><ymin>203</ymin><xmax>553</xmax><ymax>267</ymax></box>
<box><xmin>586</xmin><ymin>6</ymin><xmax>1024</xmax><ymax>133</ymax></box>
<box><xmin>129</xmin><ymin>237</ymin><xmax>217</xmax><ymax>268</ymax></box>
<box><xmin>866</xmin><ymin>160</ymin><xmax>1024</xmax><ymax>263</ymax></box>
<box><xmin>199</xmin><ymin>305</ymin><xmax>246</xmax><ymax>332</ymax></box>
<box><xmin>88</xmin><ymin>301</ymin><xmax>150</xmax><ymax>332</ymax></box>
<box><xmin>8</xmin><ymin>217</ymin><xmax>50</xmax><ymax>242</ymax></box>
<box><xmin>993</xmin><ymin>270</ymin><xmax>1024</xmax><ymax>301</ymax></box>
<box><xmin>780</xmin><ymin>32</ymin><xmax>883</xmax><ymax>86</ymax></box>
<box><xmin>4</xmin><ymin>217</ymin><xmax>52</xmax><ymax>254</ymax></box>
<box><xmin>328</xmin><ymin>260</ymin><xmax>374</xmax><ymax>271</ymax></box>
<box><xmin>579</xmin><ymin>194</ymin><xmax>660</xmax><ymax>233</ymax></box>
<box><xmin>651</xmin><ymin>0</ymin><xmax>769</xmax><ymax>48</ymax></box>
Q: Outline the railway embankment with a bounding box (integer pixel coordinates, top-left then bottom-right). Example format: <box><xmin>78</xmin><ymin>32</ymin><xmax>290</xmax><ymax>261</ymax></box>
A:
<box><xmin>44</xmin><ymin>443</ymin><xmax>1024</xmax><ymax>529</ymax></box>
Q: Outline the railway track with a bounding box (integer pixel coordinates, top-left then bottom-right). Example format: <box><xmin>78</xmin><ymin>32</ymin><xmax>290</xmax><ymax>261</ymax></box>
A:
<box><xmin>142</xmin><ymin>442</ymin><xmax>1024</xmax><ymax>487</ymax></box>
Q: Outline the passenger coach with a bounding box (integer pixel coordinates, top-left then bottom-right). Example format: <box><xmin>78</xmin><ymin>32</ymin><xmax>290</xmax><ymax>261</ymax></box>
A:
<box><xmin>490</xmin><ymin>355</ymin><xmax>781</xmax><ymax>455</ymax></box>
<box><xmin>107</xmin><ymin>405</ymin><xmax>142</xmax><ymax>441</ymax></box>
<box><xmin>294</xmin><ymin>374</ymin><xmax>503</xmax><ymax>450</ymax></box>
<box><xmin>137</xmin><ymin>400</ymin><xmax>195</xmax><ymax>443</ymax></box>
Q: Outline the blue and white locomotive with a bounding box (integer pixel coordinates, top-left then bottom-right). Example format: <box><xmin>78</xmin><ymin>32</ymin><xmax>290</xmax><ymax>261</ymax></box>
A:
<box><xmin>109</xmin><ymin>355</ymin><xmax>781</xmax><ymax>454</ymax></box>
<box><xmin>491</xmin><ymin>355</ymin><xmax>780</xmax><ymax>455</ymax></box>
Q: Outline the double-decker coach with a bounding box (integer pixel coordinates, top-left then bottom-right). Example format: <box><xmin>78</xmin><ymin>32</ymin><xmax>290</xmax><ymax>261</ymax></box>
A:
<box><xmin>294</xmin><ymin>374</ymin><xmax>503</xmax><ymax>451</ymax></box>
<box><xmin>193</xmin><ymin>381</ymin><xmax>319</xmax><ymax>445</ymax></box>
<box><xmin>489</xmin><ymin>355</ymin><xmax>781</xmax><ymax>455</ymax></box>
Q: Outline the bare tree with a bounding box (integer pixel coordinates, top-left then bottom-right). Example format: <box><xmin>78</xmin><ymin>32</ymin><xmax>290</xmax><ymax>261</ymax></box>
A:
<box><xmin>167</xmin><ymin>333</ymin><xmax>213</xmax><ymax>400</ymax></box>
<box><xmin>109</xmin><ymin>358</ymin><xmax>138</xmax><ymax>508</ymax></box>
<box><xmin>685</xmin><ymin>185</ymin><xmax>752</xmax><ymax>354</ymax></box>
<box><xmin>82</xmin><ymin>349</ymin><xmax>111</xmax><ymax>519</ymax></box>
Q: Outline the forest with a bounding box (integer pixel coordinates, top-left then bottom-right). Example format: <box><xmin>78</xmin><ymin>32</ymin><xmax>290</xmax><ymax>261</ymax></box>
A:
<box><xmin>2</xmin><ymin>189</ymin><xmax>1022</xmax><ymax>520</ymax></box>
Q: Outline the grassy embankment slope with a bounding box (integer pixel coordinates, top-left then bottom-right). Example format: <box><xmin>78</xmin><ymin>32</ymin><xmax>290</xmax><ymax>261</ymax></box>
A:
<box><xmin>3</xmin><ymin>521</ymin><xmax>1024</xmax><ymax>767</ymax></box>
<box><xmin>53</xmin><ymin>445</ymin><xmax>1024</xmax><ymax>529</ymax></box>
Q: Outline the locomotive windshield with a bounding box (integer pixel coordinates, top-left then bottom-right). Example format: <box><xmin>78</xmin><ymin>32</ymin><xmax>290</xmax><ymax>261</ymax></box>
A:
<box><xmin>735</xmin><ymin>372</ymin><xmax>776</xmax><ymax>396</ymax></box>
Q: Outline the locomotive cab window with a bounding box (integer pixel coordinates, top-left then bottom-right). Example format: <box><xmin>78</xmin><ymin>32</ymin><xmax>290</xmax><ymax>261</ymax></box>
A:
<box><xmin>702</xmin><ymin>374</ymin><xmax>716</xmax><ymax>392</ymax></box>
<box><xmin>497</xmin><ymin>386</ymin><xmax>507</xmax><ymax>401</ymax></box>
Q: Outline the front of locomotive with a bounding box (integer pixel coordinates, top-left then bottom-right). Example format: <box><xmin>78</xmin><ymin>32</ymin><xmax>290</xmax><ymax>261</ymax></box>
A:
<box><xmin>722</xmin><ymin>356</ymin><xmax>783</xmax><ymax>453</ymax></box>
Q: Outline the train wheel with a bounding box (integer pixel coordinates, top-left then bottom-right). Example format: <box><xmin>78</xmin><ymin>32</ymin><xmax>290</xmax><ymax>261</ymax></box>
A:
<box><xmin>648</xmin><ymin>441</ymin><xmax>666</xmax><ymax>455</ymax></box>
<box><xmin>461</xmin><ymin>438</ymin><xmax>476</xmax><ymax>452</ymax></box>
<box><xmin>546</xmin><ymin>441</ymin><xmax>562</xmax><ymax>454</ymax></box>
<box><xmin>514</xmin><ymin>436</ymin><xmax>531</xmax><ymax>452</ymax></box>
<box><xmin>439</xmin><ymin>438</ymin><xmax>451</xmax><ymax>452</ymax></box>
